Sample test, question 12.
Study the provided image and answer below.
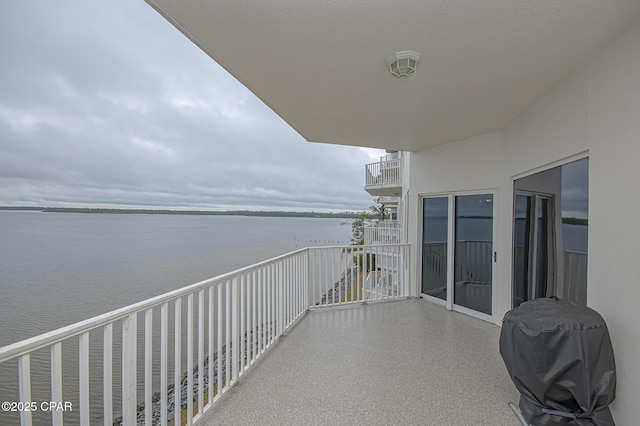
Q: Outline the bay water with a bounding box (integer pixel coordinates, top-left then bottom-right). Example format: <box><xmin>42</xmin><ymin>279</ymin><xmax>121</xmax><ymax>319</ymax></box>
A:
<box><xmin>0</xmin><ymin>211</ymin><xmax>351</xmax><ymax>424</ymax></box>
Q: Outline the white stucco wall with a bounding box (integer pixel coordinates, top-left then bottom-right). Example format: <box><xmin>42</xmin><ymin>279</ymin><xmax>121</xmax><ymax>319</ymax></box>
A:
<box><xmin>585</xmin><ymin>19</ymin><xmax>640</xmax><ymax>424</ymax></box>
<box><xmin>408</xmin><ymin>18</ymin><xmax>640</xmax><ymax>424</ymax></box>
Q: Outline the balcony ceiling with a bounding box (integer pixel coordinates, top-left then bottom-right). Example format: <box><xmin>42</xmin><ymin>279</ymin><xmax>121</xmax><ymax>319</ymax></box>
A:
<box><xmin>146</xmin><ymin>1</ymin><xmax>640</xmax><ymax>152</ymax></box>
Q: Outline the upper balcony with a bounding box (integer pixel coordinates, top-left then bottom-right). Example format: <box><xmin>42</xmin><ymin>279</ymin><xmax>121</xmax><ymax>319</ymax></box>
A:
<box><xmin>364</xmin><ymin>155</ymin><xmax>403</xmax><ymax>197</ymax></box>
<box><xmin>377</xmin><ymin>195</ymin><xmax>399</xmax><ymax>206</ymax></box>
<box><xmin>364</xmin><ymin>220</ymin><xmax>402</xmax><ymax>245</ymax></box>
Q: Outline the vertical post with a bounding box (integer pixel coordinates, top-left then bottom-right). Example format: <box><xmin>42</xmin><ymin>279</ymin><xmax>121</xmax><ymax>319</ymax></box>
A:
<box><xmin>79</xmin><ymin>331</ymin><xmax>90</xmax><ymax>425</ymax></box>
<box><xmin>187</xmin><ymin>293</ymin><xmax>194</xmax><ymax>424</ymax></box>
<box><xmin>247</xmin><ymin>273</ymin><xmax>252</xmax><ymax>366</ymax></box>
<box><xmin>225</xmin><ymin>280</ymin><xmax>231</xmax><ymax>387</ymax></box>
<box><xmin>217</xmin><ymin>284</ymin><xmax>223</xmax><ymax>396</ymax></box>
<box><xmin>240</xmin><ymin>275</ymin><xmax>245</xmax><ymax>374</ymax></box>
<box><xmin>252</xmin><ymin>270</ymin><xmax>257</xmax><ymax>362</ymax></box>
<box><xmin>160</xmin><ymin>304</ymin><xmax>168</xmax><ymax>426</ymax></box>
<box><xmin>231</xmin><ymin>277</ymin><xmax>239</xmax><ymax>383</ymax></box>
<box><xmin>103</xmin><ymin>325</ymin><xmax>113</xmax><ymax>426</ymax></box>
<box><xmin>208</xmin><ymin>286</ymin><xmax>214</xmax><ymax>405</ymax></box>
<box><xmin>258</xmin><ymin>268</ymin><xmax>263</xmax><ymax>354</ymax></box>
<box><xmin>278</xmin><ymin>261</ymin><xmax>284</xmax><ymax>335</ymax></box>
<box><xmin>51</xmin><ymin>342</ymin><xmax>63</xmax><ymax>426</ymax></box>
<box><xmin>122</xmin><ymin>313</ymin><xmax>137</xmax><ymax>426</ymax></box>
<box><xmin>336</xmin><ymin>249</ymin><xmax>341</xmax><ymax>305</ymax></box>
<box><xmin>284</xmin><ymin>258</ymin><xmax>289</xmax><ymax>325</ymax></box>
<box><xmin>18</xmin><ymin>354</ymin><xmax>32</xmax><ymax>426</ymax></box>
<box><xmin>198</xmin><ymin>289</ymin><xmax>204</xmax><ymax>416</ymax></box>
<box><xmin>295</xmin><ymin>254</ymin><xmax>300</xmax><ymax>317</ymax></box>
<box><xmin>308</xmin><ymin>250</ymin><xmax>313</xmax><ymax>308</ymax></box>
<box><xmin>174</xmin><ymin>299</ymin><xmax>182</xmax><ymax>422</ymax></box>
<box><xmin>286</xmin><ymin>257</ymin><xmax>291</xmax><ymax>324</ymax></box>
<box><xmin>266</xmin><ymin>266</ymin><xmax>272</xmax><ymax>345</ymax></box>
<box><xmin>363</xmin><ymin>247</ymin><xmax>368</xmax><ymax>302</ymax></box>
<box><xmin>405</xmin><ymin>245</ymin><xmax>410</xmax><ymax>297</ymax></box>
<box><xmin>144</xmin><ymin>309</ymin><xmax>153</xmax><ymax>426</ymax></box>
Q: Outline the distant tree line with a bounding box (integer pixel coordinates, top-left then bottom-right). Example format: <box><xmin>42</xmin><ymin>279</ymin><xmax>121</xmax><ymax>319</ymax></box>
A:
<box><xmin>562</xmin><ymin>217</ymin><xmax>588</xmax><ymax>226</ymax></box>
<box><xmin>0</xmin><ymin>206</ymin><xmax>363</xmax><ymax>219</ymax></box>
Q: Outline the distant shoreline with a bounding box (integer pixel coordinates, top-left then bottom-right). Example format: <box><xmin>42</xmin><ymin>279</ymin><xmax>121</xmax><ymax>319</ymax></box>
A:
<box><xmin>0</xmin><ymin>206</ymin><xmax>361</xmax><ymax>219</ymax></box>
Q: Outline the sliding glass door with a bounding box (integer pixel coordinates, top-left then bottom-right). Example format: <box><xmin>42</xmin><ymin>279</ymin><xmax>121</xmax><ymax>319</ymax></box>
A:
<box><xmin>454</xmin><ymin>195</ymin><xmax>494</xmax><ymax>315</ymax></box>
<box><xmin>421</xmin><ymin>193</ymin><xmax>495</xmax><ymax>317</ymax></box>
<box><xmin>421</xmin><ymin>197</ymin><xmax>448</xmax><ymax>300</ymax></box>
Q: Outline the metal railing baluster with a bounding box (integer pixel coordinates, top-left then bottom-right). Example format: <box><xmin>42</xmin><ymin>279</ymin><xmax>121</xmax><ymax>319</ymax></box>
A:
<box><xmin>187</xmin><ymin>293</ymin><xmax>193</xmax><ymax>424</ymax></box>
<box><xmin>79</xmin><ymin>331</ymin><xmax>90</xmax><ymax>425</ymax></box>
<box><xmin>18</xmin><ymin>354</ymin><xmax>32</xmax><ymax>426</ymax></box>
<box><xmin>207</xmin><ymin>287</ymin><xmax>214</xmax><ymax>407</ymax></box>
<box><xmin>51</xmin><ymin>342</ymin><xmax>63</xmax><ymax>426</ymax></box>
<box><xmin>103</xmin><ymin>325</ymin><xmax>113</xmax><ymax>426</ymax></box>
<box><xmin>160</xmin><ymin>304</ymin><xmax>168</xmax><ymax>426</ymax></box>
<box><xmin>144</xmin><ymin>309</ymin><xmax>152</xmax><ymax>426</ymax></box>
<box><xmin>122</xmin><ymin>313</ymin><xmax>136</xmax><ymax>426</ymax></box>
<box><xmin>198</xmin><ymin>289</ymin><xmax>204</xmax><ymax>417</ymax></box>
<box><xmin>174</xmin><ymin>299</ymin><xmax>181</xmax><ymax>424</ymax></box>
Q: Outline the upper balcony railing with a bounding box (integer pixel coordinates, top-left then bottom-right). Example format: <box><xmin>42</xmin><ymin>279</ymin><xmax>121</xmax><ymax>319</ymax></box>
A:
<box><xmin>377</xmin><ymin>196</ymin><xmax>399</xmax><ymax>205</ymax></box>
<box><xmin>364</xmin><ymin>221</ymin><xmax>402</xmax><ymax>245</ymax></box>
<box><xmin>365</xmin><ymin>157</ymin><xmax>403</xmax><ymax>189</ymax></box>
<box><xmin>0</xmin><ymin>244</ymin><xmax>409</xmax><ymax>426</ymax></box>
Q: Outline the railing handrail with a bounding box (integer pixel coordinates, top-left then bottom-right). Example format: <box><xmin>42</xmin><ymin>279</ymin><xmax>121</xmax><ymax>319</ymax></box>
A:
<box><xmin>364</xmin><ymin>221</ymin><xmax>400</xmax><ymax>228</ymax></box>
<box><xmin>365</xmin><ymin>157</ymin><xmax>402</xmax><ymax>169</ymax></box>
<box><xmin>0</xmin><ymin>244</ymin><xmax>410</xmax><ymax>364</ymax></box>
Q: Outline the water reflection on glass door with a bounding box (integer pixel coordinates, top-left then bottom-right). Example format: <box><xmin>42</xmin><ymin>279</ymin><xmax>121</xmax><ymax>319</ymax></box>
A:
<box><xmin>421</xmin><ymin>197</ymin><xmax>448</xmax><ymax>300</ymax></box>
<box><xmin>454</xmin><ymin>194</ymin><xmax>493</xmax><ymax>315</ymax></box>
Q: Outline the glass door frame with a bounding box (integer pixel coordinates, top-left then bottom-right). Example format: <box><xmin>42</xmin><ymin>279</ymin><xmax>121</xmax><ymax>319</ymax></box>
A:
<box><xmin>419</xmin><ymin>190</ymin><xmax>498</xmax><ymax>322</ymax></box>
<box><xmin>512</xmin><ymin>190</ymin><xmax>557</xmax><ymax>307</ymax></box>
<box><xmin>420</xmin><ymin>194</ymin><xmax>452</xmax><ymax>308</ymax></box>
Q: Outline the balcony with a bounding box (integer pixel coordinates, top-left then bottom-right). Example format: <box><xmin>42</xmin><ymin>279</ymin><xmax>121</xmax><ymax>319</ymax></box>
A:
<box><xmin>364</xmin><ymin>156</ymin><xmax>403</xmax><ymax>197</ymax></box>
<box><xmin>364</xmin><ymin>221</ymin><xmax>402</xmax><ymax>245</ymax></box>
<box><xmin>0</xmin><ymin>244</ymin><xmax>411</xmax><ymax>426</ymax></box>
<box><xmin>377</xmin><ymin>195</ymin><xmax>400</xmax><ymax>206</ymax></box>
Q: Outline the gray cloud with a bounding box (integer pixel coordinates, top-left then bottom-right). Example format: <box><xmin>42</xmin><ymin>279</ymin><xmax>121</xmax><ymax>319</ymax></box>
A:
<box><xmin>0</xmin><ymin>1</ymin><xmax>382</xmax><ymax>212</ymax></box>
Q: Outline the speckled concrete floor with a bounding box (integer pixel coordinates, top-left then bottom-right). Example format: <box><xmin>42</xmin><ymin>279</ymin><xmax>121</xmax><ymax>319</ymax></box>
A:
<box><xmin>198</xmin><ymin>298</ymin><xmax>521</xmax><ymax>426</ymax></box>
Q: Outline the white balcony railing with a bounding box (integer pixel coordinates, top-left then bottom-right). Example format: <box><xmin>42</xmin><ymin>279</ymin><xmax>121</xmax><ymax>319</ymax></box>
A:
<box><xmin>377</xmin><ymin>196</ymin><xmax>399</xmax><ymax>205</ymax></box>
<box><xmin>364</xmin><ymin>221</ymin><xmax>402</xmax><ymax>245</ymax></box>
<box><xmin>563</xmin><ymin>250</ymin><xmax>588</xmax><ymax>306</ymax></box>
<box><xmin>365</xmin><ymin>157</ymin><xmax>402</xmax><ymax>188</ymax></box>
<box><xmin>0</xmin><ymin>244</ymin><xmax>409</xmax><ymax>426</ymax></box>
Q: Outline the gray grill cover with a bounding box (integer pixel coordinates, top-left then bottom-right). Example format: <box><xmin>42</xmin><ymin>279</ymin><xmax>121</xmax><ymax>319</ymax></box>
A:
<box><xmin>499</xmin><ymin>298</ymin><xmax>616</xmax><ymax>425</ymax></box>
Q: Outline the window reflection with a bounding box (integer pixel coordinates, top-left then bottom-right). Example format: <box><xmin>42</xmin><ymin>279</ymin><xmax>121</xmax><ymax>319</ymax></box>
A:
<box><xmin>454</xmin><ymin>194</ymin><xmax>493</xmax><ymax>315</ymax></box>
<box><xmin>421</xmin><ymin>197</ymin><xmax>448</xmax><ymax>300</ymax></box>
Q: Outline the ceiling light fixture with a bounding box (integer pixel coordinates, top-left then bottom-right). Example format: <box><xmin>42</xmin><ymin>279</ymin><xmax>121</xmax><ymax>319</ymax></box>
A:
<box><xmin>386</xmin><ymin>50</ymin><xmax>421</xmax><ymax>78</ymax></box>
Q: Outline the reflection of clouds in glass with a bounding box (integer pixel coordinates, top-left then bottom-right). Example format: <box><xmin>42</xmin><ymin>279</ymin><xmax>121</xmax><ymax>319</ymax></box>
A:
<box><xmin>561</xmin><ymin>158</ymin><xmax>589</xmax><ymax>219</ymax></box>
<box><xmin>456</xmin><ymin>194</ymin><xmax>493</xmax><ymax>218</ymax></box>
<box><xmin>423</xmin><ymin>197</ymin><xmax>448</xmax><ymax>218</ymax></box>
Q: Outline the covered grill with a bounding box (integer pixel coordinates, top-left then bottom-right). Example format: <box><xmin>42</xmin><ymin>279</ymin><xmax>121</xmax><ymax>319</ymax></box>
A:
<box><xmin>499</xmin><ymin>298</ymin><xmax>616</xmax><ymax>425</ymax></box>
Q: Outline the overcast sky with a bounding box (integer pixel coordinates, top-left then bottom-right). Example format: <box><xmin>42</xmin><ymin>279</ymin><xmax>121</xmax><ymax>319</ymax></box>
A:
<box><xmin>0</xmin><ymin>1</ymin><xmax>383</xmax><ymax>212</ymax></box>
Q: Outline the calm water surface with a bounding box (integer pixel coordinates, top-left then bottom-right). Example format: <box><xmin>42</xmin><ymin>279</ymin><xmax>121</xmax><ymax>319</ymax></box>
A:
<box><xmin>0</xmin><ymin>211</ymin><xmax>351</xmax><ymax>347</ymax></box>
